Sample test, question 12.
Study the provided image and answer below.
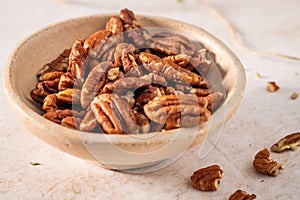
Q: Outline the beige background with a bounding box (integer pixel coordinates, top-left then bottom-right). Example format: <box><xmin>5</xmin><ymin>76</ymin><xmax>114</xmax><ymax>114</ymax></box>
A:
<box><xmin>1</xmin><ymin>0</ymin><xmax>299</xmax><ymax>199</ymax></box>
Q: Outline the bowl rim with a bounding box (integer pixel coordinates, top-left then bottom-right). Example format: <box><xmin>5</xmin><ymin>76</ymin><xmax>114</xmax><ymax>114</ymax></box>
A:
<box><xmin>3</xmin><ymin>13</ymin><xmax>246</xmax><ymax>144</ymax></box>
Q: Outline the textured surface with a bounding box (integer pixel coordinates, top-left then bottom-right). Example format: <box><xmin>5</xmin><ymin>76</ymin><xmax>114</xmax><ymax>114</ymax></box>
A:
<box><xmin>1</xmin><ymin>0</ymin><xmax>300</xmax><ymax>199</ymax></box>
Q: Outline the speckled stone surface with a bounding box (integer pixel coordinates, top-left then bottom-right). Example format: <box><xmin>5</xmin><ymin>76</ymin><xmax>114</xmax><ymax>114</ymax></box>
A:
<box><xmin>1</xmin><ymin>0</ymin><xmax>299</xmax><ymax>199</ymax></box>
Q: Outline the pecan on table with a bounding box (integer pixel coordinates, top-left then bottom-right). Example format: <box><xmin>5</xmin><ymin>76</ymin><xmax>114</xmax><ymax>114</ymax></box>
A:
<box><xmin>271</xmin><ymin>132</ymin><xmax>300</xmax><ymax>153</ymax></box>
<box><xmin>143</xmin><ymin>94</ymin><xmax>211</xmax><ymax>129</ymax></box>
<box><xmin>229</xmin><ymin>189</ymin><xmax>256</xmax><ymax>200</ymax></box>
<box><xmin>253</xmin><ymin>148</ymin><xmax>283</xmax><ymax>176</ymax></box>
<box><xmin>266</xmin><ymin>81</ymin><xmax>279</xmax><ymax>93</ymax></box>
<box><xmin>190</xmin><ymin>165</ymin><xmax>223</xmax><ymax>191</ymax></box>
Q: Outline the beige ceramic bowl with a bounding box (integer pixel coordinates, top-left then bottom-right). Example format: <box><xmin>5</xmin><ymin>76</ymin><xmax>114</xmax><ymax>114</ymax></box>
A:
<box><xmin>4</xmin><ymin>14</ymin><xmax>246</xmax><ymax>171</ymax></box>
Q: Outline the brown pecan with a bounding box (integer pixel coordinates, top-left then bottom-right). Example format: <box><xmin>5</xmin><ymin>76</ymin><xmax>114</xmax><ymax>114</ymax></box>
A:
<box><xmin>111</xmin><ymin>94</ymin><xmax>139</xmax><ymax>134</ymax></box>
<box><xmin>253</xmin><ymin>148</ymin><xmax>283</xmax><ymax>176</ymax></box>
<box><xmin>140</xmin><ymin>73</ymin><xmax>167</xmax><ymax>86</ymax></box>
<box><xmin>151</xmin><ymin>32</ymin><xmax>196</xmax><ymax>55</ymax></box>
<box><xmin>40</xmin><ymin>71</ymin><xmax>64</xmax><ymax>81</ymax></box>
<box><xmin>56</xmin><ymin>88</ymin><xmax>81</xmax><ymax>105</ymax></box>
<box><xmin>266</xmin><ymin>81</ymin><xmax>279</xmax><ymax>92</ymax></box>
<box><xmin>135</xmin><ymin>112</ymin><xmax>150</xmax><ymax>133</ymax></box>
<box><xmin>107</xmin><ymin>67</ymin><xmax>120</xmax><ymax>81</ymax></box>
<box><xmin>162</xmin><ymin>54</ymin><xmax>191</xmax><ymax>67</ymax></box>
<box><xmin>43</xmin><ymin>109</ymin><xmax>85</xmax><ymax>124</ymax></box>
<box><xmin>135</xmin><ymin>86</ymin><xmax>165</xmax><ymax>104</ymax></box>
<box><xmin>61</xmin><ymin>116</ymin><xmax>81</xmax><ymax>129</ymax></box>
<box><xmin>42</xmin><ymin>94</ymin><xmax>58</xmax><ymax>112</ymax></box>
<box><xmin>69</xmin><ymin>39</ymin><xmax>87</xmax><ymax>84</ymax></box>
<box><xmin>189</xmin><ymin>49</ymin><xmax>212</xmax><ymax>75</ymax></box>
<box><xmin>79</xmin><ymin>109</ymin><xmax>98</xmax><ymax>131</ymax></box>
<box><xmin>43</xmin><ymin>78</ymin><xmax>60</xmax><ymax>93</ymax></box>
<box><xmin>30</xmin><ymin>82</ymin><xmax>50</xmax><ymax>104</ymax></box>
<box><xmin>58</xmin><ymin>72</ymin><xmax>76</xmax><ymax>91</ymax></box>
<box><xmin>190</xmin><ymin>165</ymin><xmax>223</xmax><ymax>191</ymax></box>
<box><xmin>91</xmin><ymin>94</ymin><xmax>123</xmax><ymax>134</ymax></box>
<box><xmin>271</xmin><ymin>132</ymin><xmax>300</xmax><ymax>153</ymax></box>
<box><xmin>139</xmin><ymin>52</ymin><xmax>209</xmax><ymax>88</ymax></box>
<box><xmin>113</xmin><ymin>77</ymin><xmax>150</xmax><ymax>94</ymax></box>
<box><xmin>83</xmin><ymin>30</ymin><xmax>112</xmax><ymax>55</ymax></box>
<box><xmin>143</xmin><ymin>94</ymin><xmax>211</xmax><ymax>129</ymax></box>
<box><xmin>229</xmin><ymin>190</ymin><xmax>256</xmax><ymax>200</ymax></box>
<box><xmin>114</xmin><ymin>43</ymin><xmax>135</xmax><ymax>66</ymax></box>
<box><xmin>105</xmin><ymin>16</ymin><xmax>123</xmax><ymax>35</ymax></box>
<box><xmin>120</xmin><ymin>8</ymin><xmax>137</xmax><ymax>27</ymax></box>
<box><xmin>81</xmin><ymin>61</ymin><xmax>111</xmax><ymax>109</ymax></box>
<box><xmin>36</xmin><ymin>49</ymin><xmax>70</xmax><ymax>80</ymax></box>
<box><xmin>190</xmin><ymin>88</ymin><xmax>212</xmax><ymax>97</ymax></box>
<box><xmin>102</xmin><ymin>82</ymin><xmax>115</xmax><ymax>94</ymax></box>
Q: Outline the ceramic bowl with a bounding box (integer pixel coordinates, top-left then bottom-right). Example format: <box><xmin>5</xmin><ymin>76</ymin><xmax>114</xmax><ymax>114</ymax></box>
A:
<box><xmin>4</xmin><ymin>14</ymin><xmax>246</xmax><ymax>171</ymax></box>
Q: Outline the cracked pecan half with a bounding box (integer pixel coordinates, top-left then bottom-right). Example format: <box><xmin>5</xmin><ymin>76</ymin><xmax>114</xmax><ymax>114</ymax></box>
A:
<box><xmin>253</xmin><ymin>148</ymin><xmax>283</xmax><ymax>176</ymax></box>
<box><xmin>229</xmin><ymin>190</ymin><xmax>256</xmax><ymax>200</ymax></box>
<box><xmin>190</xmin><ymin>165</ymin><xmax>223</xmax><ymax>191</ymax></box>
<box><xmin>271</xmin><ymin>132</ymin><xmax>300</xmax><ymax>153</ymax></box>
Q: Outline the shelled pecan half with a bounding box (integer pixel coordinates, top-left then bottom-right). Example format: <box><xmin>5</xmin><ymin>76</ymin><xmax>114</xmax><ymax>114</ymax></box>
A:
<box><xmin>271</xmin><ymin>132</ymin><xmax>300</xmax><ymax>153</ymax></box>
<box><xmin>229</xmin><ymin>189</ymin><xmax>256</xmax><ymax>200</ymax></box>
<box><xmin>190</xmin><ymin>165</ymin><xmax>223</xmax><ymax>191</ymax></box>
<box><xmin>253</xmin><ymin>148</ymin><xmax>283</xmax><ymax>176</ymax></box>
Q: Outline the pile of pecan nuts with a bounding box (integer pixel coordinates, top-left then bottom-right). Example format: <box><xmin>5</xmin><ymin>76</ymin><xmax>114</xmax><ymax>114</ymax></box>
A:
<box><xmin>30</xmin><ymin>8</ymin><xmax>224</xmax><ymax>134</ymax></box>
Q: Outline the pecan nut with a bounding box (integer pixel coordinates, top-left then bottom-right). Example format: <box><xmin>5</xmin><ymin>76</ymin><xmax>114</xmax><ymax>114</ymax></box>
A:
<box><xmin>253</xmin><ymin>148</ymin><xmax>283</xmax><ymax>176</ymax></box>
<box><xmin>81</xmin><ymin>61</ymin><xmax>111</xmax><ymax>109</ymax></box>
<box><xmin>139</xmin><ymin>52</ymin><xmax>209</xmax><ymax>88</ymax></box>
<box><xmin>190</xmin><ymin>165</ymin><xmax>223</xmax><ymax>191</ymax></box>
<box><xmin>229</xmin><ymin>190</ymin><xmax>256</xmax><ymax>200</ymax></box>
<box><xmin>105</xmin><ymin>16</ymin><xmax>123</xmax><ymax>35</ymax></box>
<box><xmin>79</xmin><ymin>109</ymin><xmax>98</xmax><ymax>132</ymax></box>
<box><xmin>143</xmin><ymin>94</ymin><xmax>211</xmax><ymax>130</ymax></box>
<box><xmin>69</xmin><ymin>39</ymin><xmax>87</xmax><ymax>84</ymax></box>
<box><xmin>150</xmin><ymin>32</ymin><xmax>196</xmax><ymax>55</ymax></box>
<box><xmin>271</xmin><ymin>132</ymin><xmax>300</xmax><ymax>153</ymax></box>
<box><xmin>91</xmin><ymin>94</ymin><xmax>124</xmax><ymax>134</ymax></box>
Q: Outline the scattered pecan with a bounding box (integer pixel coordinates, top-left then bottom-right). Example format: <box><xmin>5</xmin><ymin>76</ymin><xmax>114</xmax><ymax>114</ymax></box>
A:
<box><xmin>253</xmin><ymin>148</ymin><xmax>283</xmax><ymax>176</ymax></box>
<box><xmin>229</xmin><ymin>189</ymin><xmax>256</xmax><ymax>200</ymax></box>
<box><xmin>271</xmin><ymin>132</ymin><xmax>300</xmax><ymax>153</ymax></box>
<box><xmin>190</xmin><ymin>165</ymin><xmax>223</xmax><ymax>191</ymax></box>
<box><xmin>290</xmin><ymin>92</ymin><xmax>298</xmax><ymax>100</ymax></box>
<box><xmin>266</xmin><ymin>81</ymin><xmax>279</xmax><ymax>92</ymax></box>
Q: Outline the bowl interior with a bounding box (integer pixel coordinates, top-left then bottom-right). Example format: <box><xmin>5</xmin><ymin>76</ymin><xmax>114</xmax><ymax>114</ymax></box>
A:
<box><xmin>4</xmin><ymin>14</ymin><xmax>245</xmax><ymax>169</ymax></box>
